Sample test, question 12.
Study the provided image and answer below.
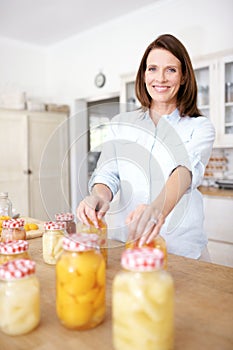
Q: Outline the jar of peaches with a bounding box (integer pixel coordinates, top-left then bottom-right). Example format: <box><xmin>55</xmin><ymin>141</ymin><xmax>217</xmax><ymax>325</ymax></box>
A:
<box><xmin>1</xmin><ymin>218</ymin><xmax>26</xmax><ymax>242</ymax></box>
<box><xmin>56</xmin><ymin>233</ymin><xmax>106</xmax><ymax>330</ymax></box>
<box><xmin>0</xmin><ymin>259</ymin><xmax>40</xmax><ymax>335</ymax></box>
<box><xmin>0</xmin><ymin>240</ymin><xmax>31</xmax><ymax>266</ymax></box>
<box><xmin>55</xmin><ymin>212</ymin><xmax>76</xmax><ymax>234</ymax></box>
<box><xmin>76</xmin><ymin>218</ymin><xmax>108</xmax><ymax>265</ymax></box>
<box><xmin>125</xmin><ymin>234</ymin><xmax>168</xmax><ymax>269</ymax></box>
<box><xmin>42</xmin><ymin>221</ymin><xmax>66</xmax><ymax>265</ymax></box>
<box><xmin>112</xmin><ymin>248</ymin><xmax>174</xmax><ymax>350</ymax></box>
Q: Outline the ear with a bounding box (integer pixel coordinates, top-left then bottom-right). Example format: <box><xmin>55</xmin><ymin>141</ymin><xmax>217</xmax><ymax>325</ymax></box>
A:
<box><xmin>180</xmin><ymin>75</ymin><xmax>185</xmax><ymax>85</ymax></box>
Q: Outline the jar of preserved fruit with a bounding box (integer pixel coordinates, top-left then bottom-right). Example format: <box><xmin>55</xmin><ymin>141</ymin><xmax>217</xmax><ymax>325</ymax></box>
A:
<box><xmin>42</xmin><ymin>221</ymin><xmax>66</xmax><ymax>265</ymax></box>
<box><xmin>112</xmin><ymin>248</ymin><xmax>174</xmax><ymax>350</ymax></box>
<box><xmin>76</xmin><ymin>217</ymin><xmax>108</xmax><ymax>265</ymax></box>
<box><xmin>125</xmin><ymin>234</ymin><xmax>168</xmax><ymax>269</ymax></box>
<box><xmin>55</xmin><ymin>212</ymin><xmax>76</xmax><ymax>234</ymax></box>
<box><xmin>1</xmin><ymin>218</ymin><xmax>26</xmax><ymax>242</ymax></box>
<box><xmin>56</xmin><ymin>233</ymin><xmax>106</xmax><ymax>330</ymax></box>
<box><xmin>0</xmin><ymin>240</ymin><xmax>31</xmax><ymax>266</ymax></box>
<box><xmin>0</xmin><ymin>259</ymin><xmax>40</xmax><ymax>335</ymax></box>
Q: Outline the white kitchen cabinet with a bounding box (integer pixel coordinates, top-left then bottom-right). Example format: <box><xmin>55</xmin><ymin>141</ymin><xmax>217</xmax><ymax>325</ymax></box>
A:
<box><xmin>0</xmin><ymin>109</ymin><xmax>70</xmax><ymax>220</ymax></box>
<box><xmin>120</xmin><ymin>73</ymin><xmax>140</xmax><ymax>112</ymax></box>
<box><xmin>203</xmin><ymin>195</ymin><xmax>233</xmax><ymax>267</ymax></box>
<box><xmin>194</xmin><ymin>52</ymin><xmax>233</xmax><ymax>147</ymax></box>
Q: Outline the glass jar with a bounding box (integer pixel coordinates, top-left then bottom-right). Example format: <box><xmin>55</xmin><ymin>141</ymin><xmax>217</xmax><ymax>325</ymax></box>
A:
<box><xmin>112</xmin><ymin>248</ymin><xmax>174</xmax><ymax>350</ymax></box>
<box><xmin>55</xmin><ymin>212</ymin><xmax>76</xmax><ymax>234</ymax></box>
<box><xmin>125</xmin><ymin>234</ymin><xmax>168</xmax><ymax>269</ymax></box>
<box><xmin>0</xmin><ymin>240</ymin><xmax>31</xmax><ymax>266</ymax></box>
<box><xmin>0</xmin><ymin>259</ymin><xmax>40</xmax><ymax>335</ymax></box>
<box><xmin>42</xmin><ymin>221</ymin><xmax>66</xmax><ymax>265</ymax></box>
<box><xmin>0</xmin><ymin>192</ymin><xmax>12</xmax><ymax>217</ymax></box>
<box><xmin>76</xmin><ymin>217</ymin><xmax>108</xmax><ymax>265</ymax></box>
<box><xmin>1</xmin><ymin>218</ymin><xmax>26</xmax><ymax>242</ymax></box>
<box><xmin>56</xmin><ymin>233</ymin><xmax>106</xmax><ymax>330</ymax></box>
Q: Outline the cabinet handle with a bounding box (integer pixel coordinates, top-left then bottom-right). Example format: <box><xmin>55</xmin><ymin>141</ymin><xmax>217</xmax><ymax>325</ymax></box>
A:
<box><xmin>23</xmin><ymin>169</ymin><xmax>32</xmax><ymax>175</ymax></box>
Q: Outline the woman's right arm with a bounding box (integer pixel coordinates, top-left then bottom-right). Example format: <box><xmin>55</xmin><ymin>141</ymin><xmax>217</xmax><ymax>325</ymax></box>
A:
<box><xmin>76</xmin><ymin>183</ymin><xmax>112</xmax><ymax>228</ymax></box>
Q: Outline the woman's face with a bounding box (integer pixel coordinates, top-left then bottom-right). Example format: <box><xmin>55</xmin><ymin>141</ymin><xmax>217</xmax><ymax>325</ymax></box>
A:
<box><xmin>144</xmin><ymin>48</ymin><xmax>183</xmax><ymax>110</ymax></box>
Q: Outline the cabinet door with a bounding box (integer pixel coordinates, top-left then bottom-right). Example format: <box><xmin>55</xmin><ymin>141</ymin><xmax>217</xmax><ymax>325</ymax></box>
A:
<box><xmin>0</xmin><ymin>111</ymin><xmax>29</xmax><ymax>216</ymax></box>
<box><xmin>217</xmin><ymin>54</ymin><xmax>233</xmax><ymax>146</ymax></box>
<box><xmin>28</xmin><ymin>112</ymin><xmax>70</xmax><ymax>221</ymax></box>
<box><xmin>120</xmin><ymin>73</ymin><xmax>140</xmax><ymax>112</ymax></box>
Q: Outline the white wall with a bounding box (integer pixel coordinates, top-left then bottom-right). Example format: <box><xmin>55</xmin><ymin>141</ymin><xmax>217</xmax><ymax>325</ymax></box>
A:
<box><xmin>46</xmin><ymin>0</ymin><xmax>233</xmax><ymax>106</ymax></box>
<box><xmin>0</xmin><ymin>0</ymin><xmax>232</xmax><ymax>212</ymax></box>
<box><xmin>0</xmin><ymin>37</ymin><xmax>47</xmax><ymax>102</ymax></box>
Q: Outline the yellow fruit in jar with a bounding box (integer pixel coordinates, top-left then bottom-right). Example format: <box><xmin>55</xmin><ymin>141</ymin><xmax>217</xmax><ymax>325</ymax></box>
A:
<box><xmin>75</xmin><ymin>250</ymin><xmax>102</xmax><ymax>275</ymax></box>
<box><xmin>63</xmin><ymin>271</ymin><xmax>96</xmax><ymax>296</ymax></box>
<box><xmin>61</xmin><ymin>301</ymin><xmax>93</xmax><ymax>328</ymax></box>
<box><xmin>76</xmin><ymin>286</ymin><xmax>99</xmax><ymax>304</ymax></box>
<box><xmin>93</xmin><ymin>286</ymin><xmax>105</xmax><ymax>310</ymax></box>
<box><xmin>96</xmin><ymin>259</ymin><xmax>105</xmax><ymax>287</ymax></box>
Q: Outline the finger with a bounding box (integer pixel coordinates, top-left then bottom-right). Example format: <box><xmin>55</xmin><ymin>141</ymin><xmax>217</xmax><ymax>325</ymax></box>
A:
<box><xmin>97</xmin><ymin>201</ymin><xmax>110</xmax><ymax>219</ymax></box>
<box><xmin>145</xmin><ymin>214</ymin><xmax>165</xmax><ymax>244</ymax></box>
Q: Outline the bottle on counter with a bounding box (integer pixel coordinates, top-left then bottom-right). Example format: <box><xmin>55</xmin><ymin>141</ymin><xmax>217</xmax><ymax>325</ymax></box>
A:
<box><xmin>42</xmin><ymin>221</ymin><xmax>66</xmax><ymax>265</ymax></box>
<box><xmin>112</xmin><ymin>248</ymin><xmax>174</xmax><ymax>350</ymax></box>
<box><xmin>56</xmin><ymin>233</ymin><xmax>106</xmax><ymax>330</ymax></box>
<box><xmin>76</xmin><ymin>217</ymin><xmax>108</xmax><ymax>265</ymax></box>
<box><xmin>55</xmin><ymin>212</ymin><xmax>76</xmax><ymax>234</ymax></box>
<box><xmin>0</xmin><ymin>259</ymin><xmax>40</xmax><ymax>335</ymax></box>
<box><xmin>1</xmin><ymin>218</ymin><xmax>26</xmax><ymax>243</ymax></box>
<box><xmin>0</xmin><ymin>192</ymin><xmax>12</xmax><ymax>217</ymax></box>
<box><xmin>0</xmin><ymin>240</ymin><xmax>31</xmax><ymax>266</ymax></box>
<box><xmin>125</xmin><ymin>234</ymin><xmax>168</xmax><ymax>269</ymax></box>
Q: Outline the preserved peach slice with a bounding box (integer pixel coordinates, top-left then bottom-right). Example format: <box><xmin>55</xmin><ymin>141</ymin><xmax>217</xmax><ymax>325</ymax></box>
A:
<box><xmin>62</xmin><ymin>302</ymin><xmax>93</xmax><ymax>328</ymax></box>
<box><xmin>63</xmin><ymin>271</ymin><xmax>96</xmax><ymax>296</ymax></box>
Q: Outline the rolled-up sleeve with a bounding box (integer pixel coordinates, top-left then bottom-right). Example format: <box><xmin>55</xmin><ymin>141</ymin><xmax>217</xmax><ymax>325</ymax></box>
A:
<box><xmin>180</xmin><ymin>117</ymin><xmax>215</xmax><ymax>189</ymax></box>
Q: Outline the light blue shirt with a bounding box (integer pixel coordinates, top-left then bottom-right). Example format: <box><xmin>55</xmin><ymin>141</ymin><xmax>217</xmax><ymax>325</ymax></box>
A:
<box><xmin>89</xmin><ymin>108</ymin><xmax>215</xmax><ymax>258</ymax></box>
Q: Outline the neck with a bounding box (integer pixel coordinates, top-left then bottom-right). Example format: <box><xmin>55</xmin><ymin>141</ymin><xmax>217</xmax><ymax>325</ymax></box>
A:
<box><xmin>149</xmin><ymin>103</ymin><xmax>177</xmax><ymax>125</ymax></box>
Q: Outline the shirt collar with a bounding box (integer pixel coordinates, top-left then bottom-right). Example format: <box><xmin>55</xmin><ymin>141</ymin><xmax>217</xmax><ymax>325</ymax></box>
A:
<box><xmin>140</xmin><ymin>108</ymin><xmax>181</xmax><ymax>124</ymax></box>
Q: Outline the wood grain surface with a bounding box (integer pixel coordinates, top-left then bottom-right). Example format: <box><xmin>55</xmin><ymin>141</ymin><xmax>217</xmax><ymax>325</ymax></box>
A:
<box><xmin>0</xmin><ymin>236</ymin><xmax>233</xmax><ymax>350</ymax></box>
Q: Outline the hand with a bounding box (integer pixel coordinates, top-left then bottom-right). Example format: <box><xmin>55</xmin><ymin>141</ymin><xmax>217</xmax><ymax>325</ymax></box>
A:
<box><xmin>126</xmin><ymin>204</ymin><xmax>165</xmax><ymax>246</ymax></box>
<box><xmin>76</xmin><ymin>195</ymin><xmax>110</xmax><ymax>228</ymax></box>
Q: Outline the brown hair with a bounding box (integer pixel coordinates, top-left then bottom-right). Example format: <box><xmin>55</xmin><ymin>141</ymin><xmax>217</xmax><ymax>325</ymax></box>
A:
<box><xmin>135</xmin><ymin>34</ymin><xmax>201</xmax><ymax>117</ymax></box>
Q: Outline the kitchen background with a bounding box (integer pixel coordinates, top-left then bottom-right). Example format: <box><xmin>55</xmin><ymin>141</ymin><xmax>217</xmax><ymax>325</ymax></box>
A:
<box><xmin>0</xmin><ymin>0</ymin><xmax>232</xmax><ymax>266</ymax></box>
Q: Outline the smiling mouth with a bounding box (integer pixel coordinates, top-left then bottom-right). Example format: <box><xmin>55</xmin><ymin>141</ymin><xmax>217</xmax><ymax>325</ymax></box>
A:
<box><xmin>152</xmin><ymin>85</ymin><xmax>169</xmax><ymax>92</ymax></box>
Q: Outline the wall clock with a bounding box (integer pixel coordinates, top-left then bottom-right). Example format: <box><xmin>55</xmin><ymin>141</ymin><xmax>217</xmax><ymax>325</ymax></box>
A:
<box><xmin>95</xmin><ymin>72</ymin><xmax>106</xmax><ymax>88</ymax></box>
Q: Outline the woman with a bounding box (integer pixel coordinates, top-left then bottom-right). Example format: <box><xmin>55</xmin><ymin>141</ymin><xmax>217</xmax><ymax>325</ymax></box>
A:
<box><xmin>77</xmin><ymin>34</ymin><xmax>215</xmax><ymax>259</ymax></box>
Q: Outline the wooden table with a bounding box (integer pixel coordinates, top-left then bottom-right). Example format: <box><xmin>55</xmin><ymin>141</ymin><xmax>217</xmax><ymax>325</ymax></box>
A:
<box><xmin>0</xmin><ymin>237</ymin><xmax>233</xmax><ymax>350</ymax></box>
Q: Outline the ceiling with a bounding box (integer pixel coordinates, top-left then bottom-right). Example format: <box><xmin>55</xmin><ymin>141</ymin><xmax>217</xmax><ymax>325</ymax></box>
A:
<box><xmin>0</xmin><ymin>0</ymin><xmax>160</xmax><ymax>47</ymax></box>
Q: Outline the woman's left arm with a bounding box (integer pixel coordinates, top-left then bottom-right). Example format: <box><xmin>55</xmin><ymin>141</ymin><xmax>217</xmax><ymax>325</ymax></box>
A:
<box><xmin>127</xmin><ymin>165</ymin><xmax>192</xmax><ymax>246</ymax></box>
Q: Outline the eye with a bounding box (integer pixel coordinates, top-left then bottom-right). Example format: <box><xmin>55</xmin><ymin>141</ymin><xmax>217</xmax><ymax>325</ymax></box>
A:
<box><xmin>167</xmin><ymin>67</ymin><xmax>176</xmax><ymax>73</ymax></box>
<box><xmin>147</xmin><ymin>66</ymin><xmax>156</xmax><ymax>72</ymax></box>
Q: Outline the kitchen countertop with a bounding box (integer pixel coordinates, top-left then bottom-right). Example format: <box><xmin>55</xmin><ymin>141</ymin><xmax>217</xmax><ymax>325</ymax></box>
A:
<box><xmin>0</xmin><ymin>236</ymin><xmax>233</xmax><ymax>350</ymax></box>
<box><xmin>198</xmin><ymin>185</ymin><xmax>233</xmax><ymax>198</ymax></box>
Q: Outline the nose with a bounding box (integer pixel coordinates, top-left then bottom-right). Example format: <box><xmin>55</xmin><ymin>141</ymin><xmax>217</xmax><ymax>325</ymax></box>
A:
<box><xmin>155</xmin><ymin>69</ymin><xmax>166</xmax><ymax>82</ymax></box>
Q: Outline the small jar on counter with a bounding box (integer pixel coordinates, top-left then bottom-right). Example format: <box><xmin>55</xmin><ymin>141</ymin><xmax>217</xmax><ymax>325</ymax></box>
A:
<box><xmin>125</xmin><ymin>234</ymin><xmax>168</xmax><ymax>269</ymax></box>
<box><xmin>1</xmin><ymin>218</ymin><xmax>26</xmax><ymax>242</ymax></box>
<box><xmin>112</xmin><ymin>248</ymin><xmax>174</xmax><ymax>350</ymax></box>
<box><xmin>76</xmin><ymin>217</ymin><xmax>108</xmax><ymax>265</ymax></box>
<box><xmin>42</xmin><ymin>221</ymin><xmax>66</xmax><ymax>265</ymax></box>
<box><xmin>55</xmin><ymin>212</ymin><xmax>76</xmax><ymax>234</ymax></box>
<box><xmin>56</xmin><ymin>233</ymin><xmax>106</xmax><ymax>330</ymax></box>
<box><xmin>0</xmin><ymin>240</ymin><xmax>31</xmax><ymax>266</ymax></box>
<box><xmin>0</xmin><ymin>259</ymin><xmax>40</xmax><ymax>335</ymax></box>
<box><xmin>0</xmin><ymin>192</ymin><xmax>12</xmax><ymax>217</ymax></box>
